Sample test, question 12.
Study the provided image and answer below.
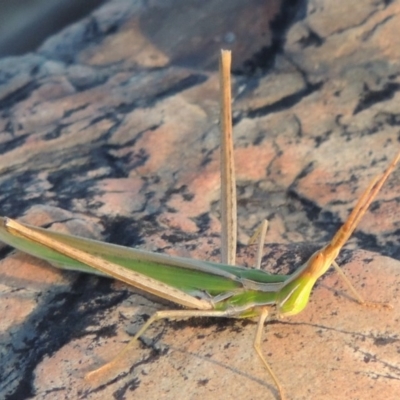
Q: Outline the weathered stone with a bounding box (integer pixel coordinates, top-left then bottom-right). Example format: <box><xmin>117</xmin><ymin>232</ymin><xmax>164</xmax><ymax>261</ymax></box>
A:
<box><xmin>0</xmin><ymin>1</ymin><xmax>399</xmax><ymax>399</ymax></box>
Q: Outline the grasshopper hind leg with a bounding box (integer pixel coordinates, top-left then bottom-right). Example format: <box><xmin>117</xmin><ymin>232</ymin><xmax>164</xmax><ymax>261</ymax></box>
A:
<box><xmin>85</xmin><ymin>309</ymin><xmax>238</xmax><ymax>381</ymax></box>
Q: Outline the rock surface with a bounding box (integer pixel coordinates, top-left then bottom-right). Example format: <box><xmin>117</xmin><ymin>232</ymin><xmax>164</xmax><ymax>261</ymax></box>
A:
<box><xmin>0</xmin><ymin>1</ymin><xmax>399</xmax><ymax>399</ymax></box>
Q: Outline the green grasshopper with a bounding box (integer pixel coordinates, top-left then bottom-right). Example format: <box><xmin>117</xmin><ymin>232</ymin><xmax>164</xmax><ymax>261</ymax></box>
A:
<box><xmin>0</xmin><ymin>51</ymin><xmax>398</xmax><ymax>399</ymax></box>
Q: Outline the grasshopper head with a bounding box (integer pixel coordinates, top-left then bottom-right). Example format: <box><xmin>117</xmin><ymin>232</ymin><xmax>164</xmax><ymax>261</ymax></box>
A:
<box><xmin>277</xmin><ymin>250</ymin><xmax>333</xmax><ymax>316</ymax></box>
